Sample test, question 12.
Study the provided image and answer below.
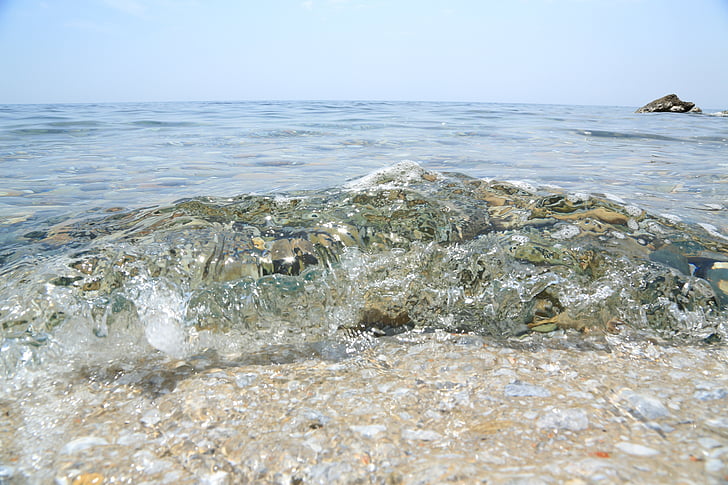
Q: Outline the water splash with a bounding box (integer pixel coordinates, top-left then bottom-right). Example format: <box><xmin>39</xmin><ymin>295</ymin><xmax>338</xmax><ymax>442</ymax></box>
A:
<box><xmin>1</xmin><ymin>162</ymin><xmax>727</xmax><ymax>375</ymax></box>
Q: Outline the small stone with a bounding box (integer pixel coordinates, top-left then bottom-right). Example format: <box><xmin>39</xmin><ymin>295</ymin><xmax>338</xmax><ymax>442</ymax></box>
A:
<box><xmin>693</xmin><ymin>389</ymin><xmax>728</xmax><ymax>401</ymax></box>
<box><xmin>705</xmin><ymin>458</ymin><xmax>725</xmax><ymax>473</ymax></box>
<box><xmin>618</xmin><ymin>389</ymin><xmax>669</xmax><ymax>420</ymax></box>
<box><xmin>307</xmin><ymin>462</ymin><xmax>353</xmax><ymax>483</ymax></box>
<box><xmin>0</xmin><ymin>465</ymin><xmax>15</xmax><ymax>479</ymax></box>
<box><xmin>615</xmin><ymin>442</ymin><xmax>660</xmax><ymax>456</ymax></box>
<box><xmin>706</xmin><ymin>418</ymin><xmax>728</xmax><ymax>430</ymax></box>
<box><xmin>402</xmin><ymin>429</ymin><xmax>442</xmax><ymax>441</ymax></box>
<box><xmin>454</xmin><ymin>335</ymin><xmax>484</xmax><ymax>347</ymax></box>
<box><xmin>350</xmin><ymin>424</ymin><xmax>386</xmax><ymax>438</ymax></box>
<box><xmin>235</xmin><ymin>373</ymin><xmax>257</xmax><ymax>388</ymax></box>
<box><xmin>141</xmin><ymin>409</ymin><xmax>162</xmax><ymax>427</ymax></box>
<box><xmin>72</xmin><ymin>473</ymin><xmax>105</xmax><ymax>485</ymax></box>
<box><xmin>707</xmin><ymin>446</ymin><xmax>728</xmax><ymax>459</ymax></box>
<box><xmin>698</xmin><ymin>437</ymin><xmax>723</xmax><ymax>449</ymax></box>
<box><xmin>60</xmin><ymin>436</ymin><xmax>109</xmax><ymax>454</ymax></box>
<box><xmin>537</xmin><ymin>408</ymin><xmax>589</xmax><ymax>431</ymax></box>
<box><xmin>505</xmin><ymin>380</ymin><xmax>551</xmax><ymax>397</ymax></box>
<box><xmin>200</xmin><ymin>471</ymin><xmax>229</xmax><ymax>485</ymax></box>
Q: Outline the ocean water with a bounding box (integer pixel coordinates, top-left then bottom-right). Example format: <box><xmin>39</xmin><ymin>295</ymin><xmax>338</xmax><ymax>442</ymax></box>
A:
<box><xmin>1</xmin><ymin>101</ymin><xmax>727</xmax><ymax>378</ymax></box>
<box><xmin>2</xmin><ymin>101</ymin><xmax>727</xmax><ymax>231</ymax></box>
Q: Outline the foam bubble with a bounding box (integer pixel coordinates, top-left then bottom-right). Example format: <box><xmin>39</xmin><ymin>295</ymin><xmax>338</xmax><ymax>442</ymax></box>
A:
<box><xmin>129</xmin><ymin>277</ymin><xmax>190</xmax><ymax>358</ymax></box>
<box><xmin>344</xmin><ymin>160</ymin><xmax>432</xmax><ymax>191</ymax></box>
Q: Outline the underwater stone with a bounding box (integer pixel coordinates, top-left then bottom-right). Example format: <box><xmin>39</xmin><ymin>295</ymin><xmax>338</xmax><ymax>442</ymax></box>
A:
<box><xmin>536</xmin><ymin>408</ymin><xmax>589</xmax><ymax>431</ymax></box>
<box><xmin>618</xmin><ymin>389</ymin><xmax>669</xmax><ymax>420</ymax></box>
<box><xmin>402</xmin><ymin>429</ymin><xmax>442</xmax><ymax>441</ymax></box>
<box><xmin>350</xmin><ymin>424</ymin><xmax>386</xmax><ymax>437</ymax></box>
<box><xmin>615</xmin><ymin>442</ymin><xmax>660</xmax><ymax>456</ymax></box>
<box><xmin>60</xmin><ymin>436</ymin><xmax>109</xmax><ymax>454</ymax></box>
<box><xmin>693</xmin><ymin>389</ymin><xmax>728</xmax><ymax>401</ymax></box>
<box><xmin>504</xmin><ymin>380</ymin><xmax>552</xmax><ymax>398</ymax></box>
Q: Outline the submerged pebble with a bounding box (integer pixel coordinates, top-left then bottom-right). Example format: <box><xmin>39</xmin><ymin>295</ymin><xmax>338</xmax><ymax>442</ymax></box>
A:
<box><xmin>615</xmin><ymin>442</ymin><xmax>660</xmax><ymax>457</ymax></box>
<box><xmin>60</xmin><ymin>436</ymin><xmax>109</xmax><ymax>454</ymax></box>
<box><xmin>504</xmin><ymin>380</ymin><xmax>552</xmax><ymax>397</ymax></box>
<box><xmin>693</xmin><ymin>389</ymin><xmax>728</xmax><ymax>401</ymax></box>
<box><xmin>617</xmin><ymin>389</ymin><xmax>670</xmax><ymax>420</ymax></box>
<box><xmin>536</xmin><ymin>408</ymin><xmax>589</xmax><ymax>431</ymax></box>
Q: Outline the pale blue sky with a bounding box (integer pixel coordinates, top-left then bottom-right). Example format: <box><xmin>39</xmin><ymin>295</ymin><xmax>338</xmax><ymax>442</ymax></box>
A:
<box><xmin>1</xmin><ymin>0</ymin><xmax>727</xmax><ymax>107</ymax></box>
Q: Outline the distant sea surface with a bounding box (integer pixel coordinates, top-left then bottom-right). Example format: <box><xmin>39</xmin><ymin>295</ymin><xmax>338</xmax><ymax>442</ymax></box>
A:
<box><xmin>2</xmin><ymin>101</ymin><xmax>727</xmax><ymax>239</ymax></box>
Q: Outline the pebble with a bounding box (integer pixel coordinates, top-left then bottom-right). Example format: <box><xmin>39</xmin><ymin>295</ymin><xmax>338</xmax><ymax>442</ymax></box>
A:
<box><xmin>615</xmin><ymin>442</ymin><xmax>660</xmax><ymax>456</ymax></box>
<box><xmin>537</xmin><ymin>408</ymin><xmax>589</xmax><ymax>431</ymax></box>
<box><xmin>402</xmin><ymin>429</ymin><xmax>442</xmax><ymax>441</ymax></box>
<box><xmin>234</xmin><ymin>372</ymin><xmax>257</xmax><ymax>388</ymax></box>
<box><xmin>308</xmin><ymin>462</ymin><xmax>353</xmax><ymax>483</ymax></box>
<box><xmin>350</xmin><ymin>424</ymin><xmax>386</xmax><ymax>438</ymax></box>
<box><xmin>60</xmin><ymin>436</ymin><xmax>109</xmax><ymax>454</ymax></box>
<box><xmin>706</xmin><ymin>418</ymin><xmax>728</xmax><ymax>430</ymax></box>
<box><xmin>0</xmin><ymin>465</ymin><xmax>15</xmax><ymax>479</ymax></box>
<box><xmin>504</xmin><ymin>380</ymin><xmax>552</xmax><ymax>397</ymax></box>
<box><xmin>693</xmin><ymin>389</ymin><xmax>728</xmax><ymax>401</ymax></box>
<box><xmin>705</xmin><ymin>458</ymin><xmax>725</xmax><ymax>473</ymax></box>
<box><xmin>141</xmin><ymin>409</ymin><xmax>162</xmax><ymax>427</ymax></box>
<box><xmin>617</xmin><ymin>389</ymin><xmax>669</xmax><ymax>420</ymax></box>
<box><xmin>698</xmin><ymin>437</ymin><xmax>723</xmax><ymax>449</ymax></box>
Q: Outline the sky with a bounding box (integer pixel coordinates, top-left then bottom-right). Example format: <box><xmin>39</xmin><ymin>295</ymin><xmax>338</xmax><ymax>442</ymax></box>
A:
<box><xmin>0</xmin><ymin>0</ymin><xmax>727</xmax><ymax>108</ymax></box>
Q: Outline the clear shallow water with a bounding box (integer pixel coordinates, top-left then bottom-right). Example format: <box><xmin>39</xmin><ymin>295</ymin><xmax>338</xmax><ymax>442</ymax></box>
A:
<box><xmin>1</xmin><ymin>101</ymin><xmax>728</xmax><ymax>377</ymax></box>
<box><xmin>1</xmin><ymin>101</ymin><xmax>727</xmax><ymax>236</ymax></box>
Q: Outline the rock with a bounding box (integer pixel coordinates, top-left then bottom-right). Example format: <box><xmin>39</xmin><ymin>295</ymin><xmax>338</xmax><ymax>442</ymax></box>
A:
<box><xmin>140</xmin><ymin>409</ymin><xmax>162</xmax><ymax>427</ymax></box>
<box><xmin>705</xmin><ymin>458</ymin><xmax>725</xmax><ymax>473</ymax></box>
<box><xmin>0</xmin><ymin>466</ymin><xmax>15</xmax><ymax>480</ymax></box>
<box><xmin>234</xmin><ymin>373</ymin><xmax>257</xmax><ymax>388</ymax></box>
<box><xmin>504</xmin><ymin>380</ymin><xmax>552</xmax><ymax>398</ymax></box>
<box><xmin>616</xmin><ymin>442</ymin><xmax>660</xmax><ymax>456</ymax></box>
<box><xmin>635</xmin><ymin>94</ymin><xmax>697</xmax><ymax>113</ymax></box>
<box><xmin>693</xmin><ymin>389</ymin><xmax>728</xmax><ymax>401</ymax></box>
<box><xmin>618</xmin><ymin>389</ymin><xmax>669</xmax><ymax>420</ymax></box>
<box><xmin>698</xmin><ymin>437</ymin><xmax>723</xmax><ymax>449</ymax></box>
<box><xmin>402</xmin><ymin>428</ymin><xmax>442</xmax><ymax>441</ymax></box>
<box><xmin>60</xmin><ymin>436</ymin><xmax>109</xmax><ymax>454</ymax></box>
<box><xmin>536</xmin><ymin>408</ymin><xmax>589</xmax><ymax>431</ymax></box>
<box><xmin>350</xmin><ymin>424</ymin><xmax>386</xmax><ymax>437</ymax></box>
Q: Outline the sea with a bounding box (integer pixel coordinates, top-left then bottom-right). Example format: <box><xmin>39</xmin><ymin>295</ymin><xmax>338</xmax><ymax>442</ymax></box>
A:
<box><xmin>1</xmin><ymin>100</ymin><xmax>727</xmax><ymax>378</ymax></box>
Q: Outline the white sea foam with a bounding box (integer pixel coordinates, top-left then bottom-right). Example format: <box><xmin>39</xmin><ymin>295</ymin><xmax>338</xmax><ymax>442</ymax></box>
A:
<box><xmin>698</xmin><ymin>223</ymin><xmax>728</xmax><ymax>241</ymax></box>
<box><xmin>129</xmin><ymin>277</ymin><xmax>190</xmax><ymax>358</ymax></box>
<box><xmin>344</xmin><ymin>160</ymin><xmax>433</xmax><ymax>191</ymax></box>
<box><xmin>550</xmin><ymin>224</ymin><xmax>580</xmax><ymax>240</ymax></box>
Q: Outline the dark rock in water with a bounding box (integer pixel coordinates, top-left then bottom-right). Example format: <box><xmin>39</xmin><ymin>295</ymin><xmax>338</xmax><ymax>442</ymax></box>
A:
<box><xmin>635</xmin><ymin>94</ymin><xmax>698</xmax><ymax>113</ymax></box>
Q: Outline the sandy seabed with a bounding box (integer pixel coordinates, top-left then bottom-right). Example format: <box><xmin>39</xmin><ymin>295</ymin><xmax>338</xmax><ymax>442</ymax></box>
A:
<box><xmin>2</xmin><ymin>331</ymin><xmax>728</xmax><ymax>485</ymax></box>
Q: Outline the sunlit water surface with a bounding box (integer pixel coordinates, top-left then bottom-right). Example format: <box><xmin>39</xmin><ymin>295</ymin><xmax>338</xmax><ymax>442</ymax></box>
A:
<box><xmin>1</xmin><ymin>101</ymin><xmax>727</xmax><ymax>379</ymax></box>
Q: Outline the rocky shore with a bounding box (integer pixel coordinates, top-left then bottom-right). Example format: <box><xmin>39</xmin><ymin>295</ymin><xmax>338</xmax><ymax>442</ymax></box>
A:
<box><xmin>2</xmin><ymin>330</ymin><xmax>728</xmax><ymax>484</ymax></box>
